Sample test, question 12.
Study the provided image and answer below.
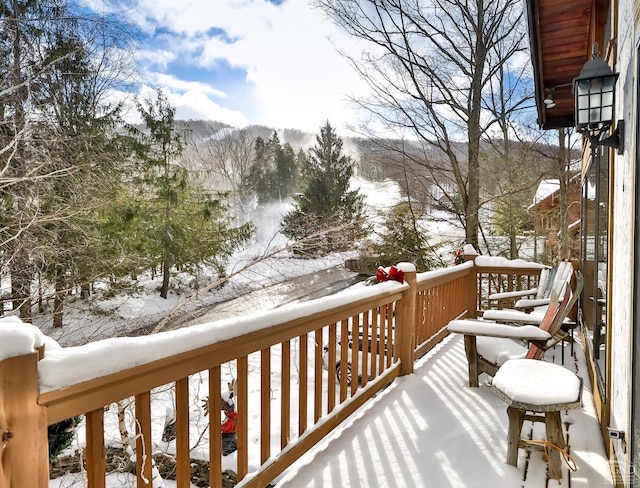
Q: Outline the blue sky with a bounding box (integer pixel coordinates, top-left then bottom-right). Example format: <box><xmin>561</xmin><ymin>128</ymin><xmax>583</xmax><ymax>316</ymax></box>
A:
<box><xmin>93</xmin><ymin>0</ymin><xmax>369</xmax><ymax>135</ymax></box>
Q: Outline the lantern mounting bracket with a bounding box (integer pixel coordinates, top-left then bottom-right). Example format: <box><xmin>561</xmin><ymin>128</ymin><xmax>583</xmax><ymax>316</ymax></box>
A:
<box><xmin>588</xmin><ymin>120</ymin><xmax>624</xmax><ymax>154</ymax></box>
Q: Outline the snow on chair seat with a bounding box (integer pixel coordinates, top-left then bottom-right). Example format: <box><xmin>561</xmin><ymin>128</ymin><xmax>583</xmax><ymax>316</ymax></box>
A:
<box><xmin>447</xmin><ymin>320</ymin><xmax>552</xmax><ymax>368</ymax></box>
<box><xmin>447</xmin><ymin>320</ymin><xmax>551</xmax><ymax>340</ymax></box>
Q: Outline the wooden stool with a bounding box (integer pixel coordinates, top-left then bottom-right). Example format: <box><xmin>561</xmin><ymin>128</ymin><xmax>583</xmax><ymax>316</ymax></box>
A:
<box><xmin>491</xmin><ymin>359</ymin><xmax>582</xmax><ymax>479</ymax></box>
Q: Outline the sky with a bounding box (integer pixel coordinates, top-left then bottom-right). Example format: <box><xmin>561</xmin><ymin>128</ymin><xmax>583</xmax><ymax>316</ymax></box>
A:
<box><xmin>91</xmin><ymin>0</ymin><xmax>371</xmax><ymax>136</ymax></box>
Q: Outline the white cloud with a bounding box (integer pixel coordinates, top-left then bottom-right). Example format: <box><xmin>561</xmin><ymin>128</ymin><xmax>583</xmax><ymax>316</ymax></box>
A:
<box><xmin>117</xmin><ymin>0</ymin><xmax>371</xmax><ymax>135</ymax></box>
<box><xmin>148</xmin><ymin>73</ymin><xmax>227</xmax><ymax>99</ymax></box>
<box><xmin>137</xmin><ymin>84</ymin><xmax>249</xmax><ymax>127</ymax></box>
<box><xmin>136</xmin><ymin>49</ymin><xmax>176</xmax><ymax>70</ymax></box>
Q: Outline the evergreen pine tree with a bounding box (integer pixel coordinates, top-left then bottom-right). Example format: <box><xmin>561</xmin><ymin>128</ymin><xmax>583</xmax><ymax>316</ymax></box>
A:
<box><xmin>370</xmin><ymin>202</ymin><xmax>438</xmax><ymax>271</ymax></box>
<box><xmin>127</xmin><ymin>90</ymin><xmax>253</xmax><ymax>298</ymax></box>
<box><xmin>48</xmin><ymin>416</ymin><xmax>82</xmax><ymax>462</ymax></box>
<box><xmin>243</xmin><ymin>131</ymin><xmax>297</xmax><ymax>203</ymax></box>
<box><xmin>281</xmin><ymin>122</ymin><xmax>366</xmax><ymax>255</ymax></box>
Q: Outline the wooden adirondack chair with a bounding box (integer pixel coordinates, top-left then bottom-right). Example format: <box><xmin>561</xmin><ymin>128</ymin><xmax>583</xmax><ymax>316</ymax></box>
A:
<box><xmin>483</xmin><ymin>270</ymin><xmax>583</xmax><ymax>327</ymax></box>
<box><xmin>447</xmin><ymin>286</ymin><xmax>572</xmax><ymax>387</ymax></box>
<box><xmin>513</xmin><ymin>261</ymin><xmax>573</xmax><ymax>311</ymax></box>
<box><xmin>486</xmin><ymin>260</ymin><xmax>572</xmax><ymax>311</ymax></box>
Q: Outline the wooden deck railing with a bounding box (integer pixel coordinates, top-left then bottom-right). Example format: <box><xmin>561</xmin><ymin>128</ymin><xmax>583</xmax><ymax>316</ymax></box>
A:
<box><xmin>0</xmin><ymin>258</ymin><xmax>543</xmax><ymax>488</ymax></box>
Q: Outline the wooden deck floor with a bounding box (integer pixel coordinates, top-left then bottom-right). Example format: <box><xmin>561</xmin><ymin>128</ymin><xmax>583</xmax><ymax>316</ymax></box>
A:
<box><xmin>273</xmin><ymin>334</ymin><xmax>614</xmax><ymax>488</ymax></box>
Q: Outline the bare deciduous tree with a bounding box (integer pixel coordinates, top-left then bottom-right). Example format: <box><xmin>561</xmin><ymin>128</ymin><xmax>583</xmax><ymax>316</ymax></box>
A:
<box><xmin>0</xmin><ymin>0</ymin><xmax>136</xmax><ymax>323</ymax></box>
<box><xmin>315</xmin><ymin>0</ymin><xmax>528</xmax><ymax>249</ymax></box>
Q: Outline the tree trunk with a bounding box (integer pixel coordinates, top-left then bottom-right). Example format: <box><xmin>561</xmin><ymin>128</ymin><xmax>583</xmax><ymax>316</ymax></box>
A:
<box><xmin>81</xmin><ymin>282</ymin><xmax>91</xmax><ymax>299</ymax></box>
<box><xmin>11</xmin><ymin>252</ymin><xmax>32</xmax><ymax>323</ymax></box>
<box><xmin>510</xmin><ymin>232</ymin><xmax>518</xmax><ymax>259</ymax></box>
<box><xmin>161</xmin><ymin>254</ymin><xmax>171</xmax><ymax>299</ymax></box>
<box><xmin>53</xmin><ymin>269</ymin><xmax>65</xmax><ymax>328</ymax></box>
<box><xmin>8</xmin><ymin>1</ymin><xmax>32</xmax><ymax>324</ymax></box>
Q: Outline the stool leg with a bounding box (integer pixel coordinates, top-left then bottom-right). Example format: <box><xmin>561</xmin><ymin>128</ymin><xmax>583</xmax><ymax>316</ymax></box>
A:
<box><xmin>545</xmin><ymin>411</ymin><xmax>565</xmax><ymax>479</ymax></box>
<box><xmin>506</xmin><ymin>407</ymin><xmax>526</xmax><ymax>466</ymax></box>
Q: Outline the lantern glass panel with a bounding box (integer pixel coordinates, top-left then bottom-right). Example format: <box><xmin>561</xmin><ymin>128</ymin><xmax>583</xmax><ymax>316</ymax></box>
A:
<box><xmin>578</xmin><ymin>110</ymin><xmax>589</xmax><ymax>125</ymax></box>
<box><xmin>590</xmin><ymin>77</ymin><xmax>603</xmax><ymax>90</ymax></box>
<box><xmin>578</xmin><ymin>109</ymin><xmax>589</xmax><ymax>125</ymax></box>
<box><xmin>577</xmin><ymin>93</ymin><xmax>588</xmax><ymax>111</ymax></box>
<box><xmin>602</xmin><ymin>76</ymin><xmax>615</xmax><ymax>91</ymax></box>
<box><xmin>577</xmin><ymin>79</ymin><xmax>590</xmax><ymax>95</ymax></box>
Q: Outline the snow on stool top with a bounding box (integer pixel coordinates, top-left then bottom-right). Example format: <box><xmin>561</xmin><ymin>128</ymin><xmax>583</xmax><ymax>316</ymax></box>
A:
<box><xmin>492</xmin><ymin>359</ymin><xmax>581</xmax><ymax>408</ymax></box>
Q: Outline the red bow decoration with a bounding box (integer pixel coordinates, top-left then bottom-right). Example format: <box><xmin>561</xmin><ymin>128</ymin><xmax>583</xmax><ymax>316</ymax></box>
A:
<box><xmin>376</xmin><ymin>266</ymin><xmax>405</xmax><ymax>283</ymax></box>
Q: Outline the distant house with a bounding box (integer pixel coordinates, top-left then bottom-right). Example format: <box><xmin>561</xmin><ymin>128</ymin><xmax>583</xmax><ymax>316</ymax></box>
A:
<box><xmin>528</xmin><ymin>176</ymin><xmax>581</xmax><ymax>263</ymax></box>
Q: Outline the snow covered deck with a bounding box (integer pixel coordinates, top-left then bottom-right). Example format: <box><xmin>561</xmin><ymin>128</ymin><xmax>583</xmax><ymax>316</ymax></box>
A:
<box><xmin>274</xmin><ymin>334</ymin><xmax>614</xmax><ymax>488</ymax></box>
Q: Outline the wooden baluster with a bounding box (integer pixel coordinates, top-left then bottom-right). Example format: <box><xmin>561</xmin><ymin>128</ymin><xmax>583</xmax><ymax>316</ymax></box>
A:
<box><xmin>417</xmin><ymin>290</ymin><xmax>425</xmax><ymax>344</ymax></box>
<box><xmin>386</xmin><ymin>304</ymin><xmax>393</xmax><ymax>366</ymax></box>
<box><xmin>327</xmin><ymin>323</ymin><xmax>336</xmax><ymax>412</ymax></box>
<box><xmin>281</xmin><ymin>340</ymin><xmax>290</xmax><ymax>449</ymax></box>
<box><xmin>370</xmin><ymin>308</ymin><xmax>378</xmax><ymax>380</ymax></box>
<box><xmin>237</xmin><ymin>356</ymin><xmax>249</xmax><ymax>480</ymax></box>
<box><xmin>85</xmin><ymin>408</ymin><xmax>106</xmax><ymax>488</ymax></box>
<box><xmin>135</xmin><ymin>391</ymin><xmax>152</xmax><ymax>488</ymax></box>
<box><xmin>339</xmin><ymin>320</ymin><xmax>349</xmax><ymax>403</ymax></box>
<box><xmin>176</xmin><ymin>377</ymin><xmax>190</xmax><ymax>487</ymax></box>
<box><xmin>436</xmin><ymin>284</ymin><xmax>443</xmax><ymax>335</ymax></box>
<box><xmin>209</xmin><ymin>367</ymin><xmax>222</xmax><ymax>488</ymax></box>
<box><xmin>314</xmin><ymin>329</ymin><xmax>323</xmax><ymax>423</ymax></box>
<box><xmin>298</xmin><ymin>335</ymin><xmax>308</xmax><ymax>435</ymax></box>
<box><xmin>425</xmin><ymin>290</ymin><xmax>433</xmax><ymax>339</ymax></box>
<box><xmin>377</xmin><ymin>306</ymin><xmax>385</xmax><ymax>375</ymax></box>
<box><xmin>261</xmin><ymin>347</ymin><xmax>271</xmax><ymax>463</ymax></box>
<box><xmin>360</xmin><ymin>312</ymin><xmax>370</xmax><ymax>388</ymax></box>
<box><xmin>350</xmin><ymin>315</ymin><xmax>359</xmax><ymax>396</ymax></box>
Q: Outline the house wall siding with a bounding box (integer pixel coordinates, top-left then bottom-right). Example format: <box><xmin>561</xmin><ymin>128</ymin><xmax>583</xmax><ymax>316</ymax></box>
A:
<box><xmin>610</xmin><ymin>0</ymin><xmax>636</xmax><ymax>482</ymax></box>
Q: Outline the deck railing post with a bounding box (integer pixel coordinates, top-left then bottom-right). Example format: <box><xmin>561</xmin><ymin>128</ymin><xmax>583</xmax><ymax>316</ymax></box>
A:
<box><xmin>0</xmin><ymin>352</ymin><xmax>49</xmax><ymax>488</ymax></box>
<box><xmin>463</xmin><ymin>246</ymin><xmax>478</xmax><ymax>318</ymax></box>
<box><xmin>397</xmin><ymin>263</ymin><xmax>417</xmax><ymax>376</ymax></box>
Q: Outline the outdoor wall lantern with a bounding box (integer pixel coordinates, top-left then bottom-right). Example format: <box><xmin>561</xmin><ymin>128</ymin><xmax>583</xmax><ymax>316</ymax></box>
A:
<box><xmin>573</xmin><ymin>43</ymin><xmax>624</xmax><ymax>154</ymax></box>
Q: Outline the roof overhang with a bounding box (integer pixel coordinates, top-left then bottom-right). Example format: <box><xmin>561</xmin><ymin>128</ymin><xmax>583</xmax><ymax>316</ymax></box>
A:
<box><xmin>525</xmin><ymin>0</ymin><xmax>604</xmax><ymax>129</ymax></box>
